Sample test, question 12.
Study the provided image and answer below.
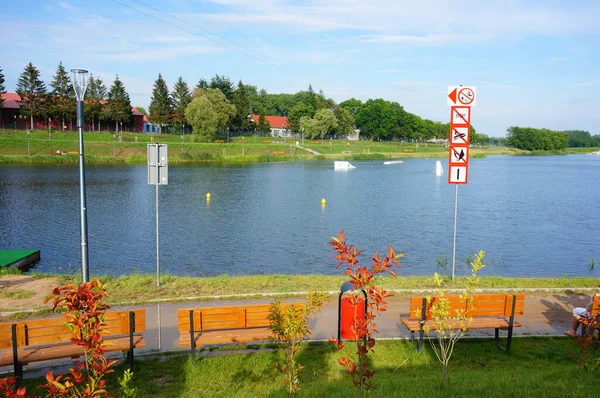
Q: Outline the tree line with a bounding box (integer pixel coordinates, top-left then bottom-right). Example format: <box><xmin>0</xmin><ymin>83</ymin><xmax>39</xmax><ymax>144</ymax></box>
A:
<box><xmin>1</xmin><ymin>62</ymin><xmax>133</xmax><ymax>132</ymax></box>
<box><xmin>506</xmin><ymin>127</ymin><xmax>599</xmax><ymax>151</ymax></box>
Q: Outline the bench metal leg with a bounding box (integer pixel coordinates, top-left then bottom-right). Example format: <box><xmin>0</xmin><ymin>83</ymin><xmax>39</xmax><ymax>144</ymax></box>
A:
<box><xmin>11</xmin><ymin>324</ymin><xmax>23</xmax><ymax>380</ymax></box>
<box><xmin>417</xmin><ymin>298</ymin><xmax>426</xmax><ymax>353</ymax></box>
<box><xmin>189</xmin><ymin>310</ymin><xmax>195</xmax><ymax>364</ymax></box>
<box><xmin>128</xmin><ymin>311</ymin><xmax>135</xmax><ymax>372</ymax></box>
<box><xmin>495</xmin><ymin>328</ymin><xmax>499</xmax><ymax>344</ymax></box>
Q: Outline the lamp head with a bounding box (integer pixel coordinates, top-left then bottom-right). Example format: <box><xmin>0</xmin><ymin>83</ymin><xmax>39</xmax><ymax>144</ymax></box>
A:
<box><xmin>70</xmin><ymin>69</ymin><xmax>89</xmax><ymax>101</ymax></box>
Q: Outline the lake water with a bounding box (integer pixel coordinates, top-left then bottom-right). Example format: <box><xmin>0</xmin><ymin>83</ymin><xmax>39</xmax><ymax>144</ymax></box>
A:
<box><xmin>1</xmin><ymin>155</ymin><xmax>598</xmax><ymax>278</ymax></box>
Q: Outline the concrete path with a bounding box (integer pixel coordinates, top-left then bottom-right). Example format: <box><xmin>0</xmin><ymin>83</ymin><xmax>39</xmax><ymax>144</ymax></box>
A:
<box><xmin>126</xmin><ymin>289</ymin><xmax>593</xmax><ymax>353</ymax></box>
<box><xmin>3</xmin><ymin>290</ymin><xmax>594</xmax><ymax>377</ymax></box>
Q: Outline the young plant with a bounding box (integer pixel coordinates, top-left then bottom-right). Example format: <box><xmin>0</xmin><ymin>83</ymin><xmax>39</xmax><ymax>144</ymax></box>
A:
<box><xmin>328</xmin><ymin>231</ymin><xmax>402</xmax><ymax>396</ymax></box>
<box><xmin>0</xmin><ymin>280</ymin><xmax>135</xmax><ymax>398</ymax></box>
<box><xmin>268</xmin><ymin>291</ymin><xmax>328</xmax><ymax>397</ymax></box>
<box><xmin>421</xmin><ymin>250</ymin><xmax>485</xmax><ymax>383</ymax></box>
<box><xmin>568</xmin><ymin>315</ymin><xmax>600</xmax><ymax>373</ymax></box>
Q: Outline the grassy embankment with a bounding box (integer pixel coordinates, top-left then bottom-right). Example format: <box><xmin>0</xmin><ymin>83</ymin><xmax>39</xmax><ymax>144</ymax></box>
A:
<box><xmin>17</xmin><ymin>338</ymin><xmax>598</xmax><ymax>397</ymax></box>
<box><xmin>1</xmin><ymin>267</ymin><xmax>598</xmax><ymax>312</ymax></box>
<box><xmin>0</xmin><ymin>129</ymin><xmax>529</xmax><ymax>164</ymax></box>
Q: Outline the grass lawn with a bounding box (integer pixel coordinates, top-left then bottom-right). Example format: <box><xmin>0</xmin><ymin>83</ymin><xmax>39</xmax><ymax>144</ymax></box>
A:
<box><xmin>17</xmin><ymin>338</ymin><xmax>599</xmax><ymax>397</ymax></box>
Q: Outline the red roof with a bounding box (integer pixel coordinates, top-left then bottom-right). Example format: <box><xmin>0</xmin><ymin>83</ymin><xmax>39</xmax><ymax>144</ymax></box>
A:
<box><xmin>249</xmin><ymin>114</ymin><xmax>289</xmax><ymax>128</ymax></box>
<box><xmin>1</xmin><ymin>92</ymin><xmax>22</xmax><ymax>109</ymax></box>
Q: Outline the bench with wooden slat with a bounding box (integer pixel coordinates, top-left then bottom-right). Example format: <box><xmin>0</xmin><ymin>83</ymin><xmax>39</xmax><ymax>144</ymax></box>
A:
<box><xmin>401</xmin><ymin>294</ymin><xmax>525</xmax><ymax>353</ymax></box>
<box><xmin>0</xmin><ymin>309</ymin><xmax>146</xmax><ymax>378</ymax></box>
<box><xmin>177</xmin><ymin>303</ymin><xmax>302</xmax><ymax>362</ymax></box>
<box><xmin>578</xmin><ymin>295</ymin><xmax>600</xmax><ymax>336</ymax></box>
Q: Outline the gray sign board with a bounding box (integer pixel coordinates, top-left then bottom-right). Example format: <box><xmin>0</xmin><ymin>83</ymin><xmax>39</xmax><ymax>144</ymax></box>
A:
<box><xmin>148</xmin><ymin>144</ymin><xmax>168</xmax><ymax>185</ymax></box>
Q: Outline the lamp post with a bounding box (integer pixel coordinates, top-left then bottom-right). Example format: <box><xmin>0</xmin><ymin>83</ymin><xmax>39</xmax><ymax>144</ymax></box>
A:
<box><xmin>71</xmin><ymin>68</ymin><xmax>90</xmax><ymax>283</ymax></box>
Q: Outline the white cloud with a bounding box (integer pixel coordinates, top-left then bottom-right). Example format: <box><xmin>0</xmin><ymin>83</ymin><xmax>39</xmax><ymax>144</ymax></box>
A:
<box><xmin>57</xmin><ymin>2</ymin><xmax>75</xmax><ymax>11</ymax></box>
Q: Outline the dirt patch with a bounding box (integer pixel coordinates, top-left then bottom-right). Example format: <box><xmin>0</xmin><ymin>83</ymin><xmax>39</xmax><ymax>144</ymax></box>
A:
<box><xmin>0</xmin><ymin>275</ymin><xmax>63</xmax><ymax>312</ymax></box>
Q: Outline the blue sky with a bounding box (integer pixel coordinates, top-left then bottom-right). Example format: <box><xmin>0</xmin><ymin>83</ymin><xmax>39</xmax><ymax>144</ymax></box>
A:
<box><xmin>2</xmin><ymin>0</ymin><xmax>599</xmax><ymax>137</ymax></box>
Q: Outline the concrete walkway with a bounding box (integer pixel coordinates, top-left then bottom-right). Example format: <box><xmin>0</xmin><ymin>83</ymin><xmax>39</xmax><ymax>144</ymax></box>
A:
<box><xmin>2</xmin><ymin>289</ymin><xmax>594</xmax><ymax>377</ymax></box>
<box><xmin>127</xmin><ymin>289</ymin><xmax>593</xmax><ymax>353</ymax></box>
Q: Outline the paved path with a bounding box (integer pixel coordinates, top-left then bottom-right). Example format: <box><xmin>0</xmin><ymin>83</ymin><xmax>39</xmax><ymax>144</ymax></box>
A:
<box><xmin>128</xmin><ymin>290</ymin><xmax>593</xmax><ymax>353</ymax></box>
<box><xmin>3</xmin><ymin>290</ymin><xmax>593</xmax><ymax>377</ymax></box>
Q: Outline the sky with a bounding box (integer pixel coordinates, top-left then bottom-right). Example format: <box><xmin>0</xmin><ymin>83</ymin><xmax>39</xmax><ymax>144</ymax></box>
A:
<box><xmin>2</xmin><ymin>0</ymin><xmax>600</xmax><ymax>137</ymax></box>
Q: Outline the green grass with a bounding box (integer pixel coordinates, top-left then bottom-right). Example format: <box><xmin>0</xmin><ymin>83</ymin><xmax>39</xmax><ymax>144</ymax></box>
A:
<box><xmin>3</xmin><ymin>273</ymin><xmax>597</xmax><ymax>310</ymax></box>
<box><xmin>16</xmin><ymin>338</ymin><xmax>600</xmax><ymax>397</ymax></box>
<box><xmin>0</xmin><ymin>129</ymin><xmax>532</xmax><ymax>164</ymax></box>
<box><xmin>0</xmin><ymin>289</ymin><xmax>34</xmax><ymax>299</ymax></box>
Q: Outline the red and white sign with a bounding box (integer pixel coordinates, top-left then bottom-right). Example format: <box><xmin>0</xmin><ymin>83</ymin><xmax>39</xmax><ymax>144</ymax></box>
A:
<box><xmin>448</xmin><ymin>166</ymin><xmax>468</xmax><ymax>184</ymax></box>
<box><xmin>449</xmin><ymin>146</ymin><xmax>469</xmax><ymax>164</ymax></box>
<box><xmin>447</xmin><ymin>86</ymin><xmax>477</xmax><ymax>106</ymax></box>
<box><xmin>450</xmin><ymin>126</ymin><xmax>470</xmax><ymax>145</ymax></box>
<box><xmin>450</xmin><ymin>106</ymin><xmax>471</xmax><ymax>126</ymax></box>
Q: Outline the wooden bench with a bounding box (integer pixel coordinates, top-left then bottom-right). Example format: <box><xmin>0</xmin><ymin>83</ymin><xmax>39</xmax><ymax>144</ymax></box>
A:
<box><xmin>401</xmin><ymin>294</ymin><xmax>524</xmax><ymax>353</ymax></box>
<box><xmin>213</xmin><ymin>140</ymin><xmax>225</xmax><ymax>143</ymax></box>
<box><xmin>579</xmin><ymin>295</ymin><xmax>600</xmax><ymax>336</ymax></box>
<box><xmin>272</xmin><ymin>151</ymin><xmax>285</xmax><ymax>155</ymax></box>
<box><xmin>0</xmin><ymin>309</ymin><xmax>145</xmax><ymax>378</ymax></box>
<box><xmin>178</xmin><ymin>303</ymin><xmax>302</xmax><ymax>362</ymax></box>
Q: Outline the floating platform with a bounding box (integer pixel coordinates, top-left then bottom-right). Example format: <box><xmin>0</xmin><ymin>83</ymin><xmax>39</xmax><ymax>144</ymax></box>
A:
<box><xmin>383</xmin><ymin>160</ymin><xmax>404</xmax><ymax>165</ymax></box>
<box><xmin>0</xmin><ymin>250</ymin><xmax>40</xmax><ymax>270</ymax></box>
<box><xmin>334</xmin><ymin>161</ymin><xmax>356</xmax><ymax>170</ymax></box>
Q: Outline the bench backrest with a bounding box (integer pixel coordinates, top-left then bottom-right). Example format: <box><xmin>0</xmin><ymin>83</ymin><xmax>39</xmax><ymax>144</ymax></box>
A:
<box><xmin>177</xmin><ymin>303</ymin><xmax>303</xmax><ymax>333</ymax></box>
<box><xmin>408</xmin><ymin>294</ymin><xmax>525</xmax><ymax>320</ymax></box>
<box><xmin>0</xmin><ymin>309</ymin><xmax>145</xmax><ymax>349</ymax></box>
<box><xmin>590</xmin><ymin>295</ymin><xmax>600</xmax><ymax>317</ymax></box>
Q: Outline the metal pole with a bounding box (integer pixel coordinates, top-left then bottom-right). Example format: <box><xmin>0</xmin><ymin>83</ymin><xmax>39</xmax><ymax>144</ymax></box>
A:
<box><xmin>77</xmin><ymin>100</ymin><xmax>89</xmax><ymax>283</ymax></box>
<box><xmin>156</xmin><ymin>154</ymin><xmax>160</xmax><ymax>287</ymax></box>
<box><xmin>451</xmin><ymin>184</ymin><xmax>458</xmax><ymax>281</ymax></box>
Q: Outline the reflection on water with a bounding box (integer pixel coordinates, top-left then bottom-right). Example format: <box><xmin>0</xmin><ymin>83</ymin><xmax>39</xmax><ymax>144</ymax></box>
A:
<box><xmin>1</xmin><ymin>155</ymin><xmax>599</xmax><ymax>278</ymax></box>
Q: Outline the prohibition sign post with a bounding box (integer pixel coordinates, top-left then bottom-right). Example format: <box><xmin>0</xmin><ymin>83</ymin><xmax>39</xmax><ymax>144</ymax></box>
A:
<box><xmin>447</xmin><ymin>85</ymin><xmax>476</xmax><ymax>279</ymax></box>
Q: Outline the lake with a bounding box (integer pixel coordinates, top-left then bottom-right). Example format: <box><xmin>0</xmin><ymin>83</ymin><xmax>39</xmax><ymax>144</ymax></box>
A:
<box><xmin>1</xmin><ymin>155</ymin><xmax>598</xmax><ymax>278</ymax></box>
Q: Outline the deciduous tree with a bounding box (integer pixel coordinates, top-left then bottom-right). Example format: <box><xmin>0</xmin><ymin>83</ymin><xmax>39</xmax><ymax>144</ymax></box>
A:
<box><xmin>185</xmin><ymin>88</ymin><xmax>236</xmax><ymax>141</ymax></box>
<box><xmin>16</xmin><ymin>62</ymin><xmax>46</xmax><ymax>129</ymax></box>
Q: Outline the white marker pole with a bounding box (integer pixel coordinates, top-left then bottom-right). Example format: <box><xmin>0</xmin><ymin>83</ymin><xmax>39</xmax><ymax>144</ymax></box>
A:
<box><xmin>451</xmin><ymin>185</ymin><xmax>458</xmax><ymax>280</ymax></box>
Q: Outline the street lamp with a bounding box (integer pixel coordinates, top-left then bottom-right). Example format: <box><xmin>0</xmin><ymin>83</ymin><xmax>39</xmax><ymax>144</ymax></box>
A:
<box><xmin>71</xmin><ymin>68</ymin><xmax>90</xmax><ymax>283</ymax></box>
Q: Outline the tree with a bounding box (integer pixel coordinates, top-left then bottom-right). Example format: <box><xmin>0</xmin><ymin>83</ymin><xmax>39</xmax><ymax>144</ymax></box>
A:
<box><xmin>258</xmin><ymin>112</ymin><xmax>271</xmax><ymax>135</ymax></box>
<box><xmin>148</xmin><ymin>73</ymin><xmax>173</xmax><ymax>134</ymax></box>
<box><xmin>86</xmin><ymin>75</ymin><xmax>107</xmax><ymax>131</ymax></box>
<box><xmin>172</xmin><ymin>76</ymin><xmax>191</xmax><ymax>127</ymax></box>
<box><xmin>287</xmin><ymin>103</ymin><xmax>314</xmax><ymax>133</ymax></box>
<box><xmin>196</xmin><ymin>78</ymin><xmax>209</xmax><ymax>90</ymax></box>
<box><xmin>105</xmin><ymin>75</ymin><xmax>132</xmax><ymax>132</ymax></box>
<box><xmin>355</xmin><ymin>98</ymin><xmax>397</xmax><ymax>140</ymax></box>
<box><xmin>209</xmin><ymin>74</ymin><xmax>234</xmax><ymax>101</ymax></box>
<box><xmin>0</xmin><ymin>67</ymin><xmax>5</xmax><ymax>114</ymax></box>
<box><xmin>16</xmin><ymin>62</ymin><xmax>46</xmax><ymax>129</ymax></box>
<box><xmin>333</xmin><ymin>107</ymin><xmax>355</xmax><ymax>136</ymax></box>
<box><xmin>231</xmin><ymin>80</ymin><xmax>251</xmax><ymax>132</ymax></box>
<box><xmin>49</xmin><ymin>61</ymin><xmax>74</xmax><ymax>131</ymax></box>
<box><xmin>339</xmin><ymin>98</ymin><xmax>363</xmax><ymax>118</ymax></box>
<box><xmin>185</xmin><ymin>88</ymin><xmax>236</xmax><ymax>141</ymax></box>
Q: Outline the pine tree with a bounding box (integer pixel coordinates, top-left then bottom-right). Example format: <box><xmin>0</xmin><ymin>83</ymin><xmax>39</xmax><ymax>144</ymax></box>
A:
<box><xmin>95</xmin><ymin>77</ymin><xmax>107</xmax><ymax>131</ymax></box>
<box><xmin>0</xmin><ymin>67</ymin><xmax>5</xmax><ymax>115</ymax></box>
<box><xmin>172</xmin><ymin>77</ymin><xmax>191</xmax><ymax>128</ymax></box>
<box><xmin>105</xmin><ymin>75</ymin><xmax>132</xmax><ymax>132</ymax></box>
<box><xmin>16</xmin><ymin>62</ymin><xmax>47</xmax><ymax>129</ymax></box>
<box><xmin>209</xmin><ymin>74</ymin><xmax>234</xmax><ymax>101</ymax></box>
<box><xmin>196</xmin><ymin>78</ymin><xmax>209</xmax><ymax>91</ymax></box>
<box><xmin>231</xmin><ymin>80</ymin><xmax>251</xmax><ymax>132</ymax></box>
<box><xmin>49</xmin><ymin>61</ymin><xmax>74</xmax><ymax>131</ymax></box>
<box><xmin>148</xmin><ymin>74</ymin><xmax>173</xmax><ymax>134</ymax></box>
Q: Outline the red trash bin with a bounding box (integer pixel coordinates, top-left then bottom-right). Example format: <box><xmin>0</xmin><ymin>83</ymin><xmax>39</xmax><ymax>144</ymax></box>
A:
<box><xmin>340</xmin><ymin>296</ymin><xmax>365</xmax><ymax>340</ymax></box>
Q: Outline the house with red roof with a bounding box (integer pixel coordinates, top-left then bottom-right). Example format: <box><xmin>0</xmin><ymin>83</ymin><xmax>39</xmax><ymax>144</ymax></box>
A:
<box><xmin>249</xmin><ymin>114</ymin><xmax>292</xmax><ymax>137</ymax></box>
<box><xmin>1</xmin><ymin>92</ymin><xmax>144</xmax><ymax>132</ymax></box>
